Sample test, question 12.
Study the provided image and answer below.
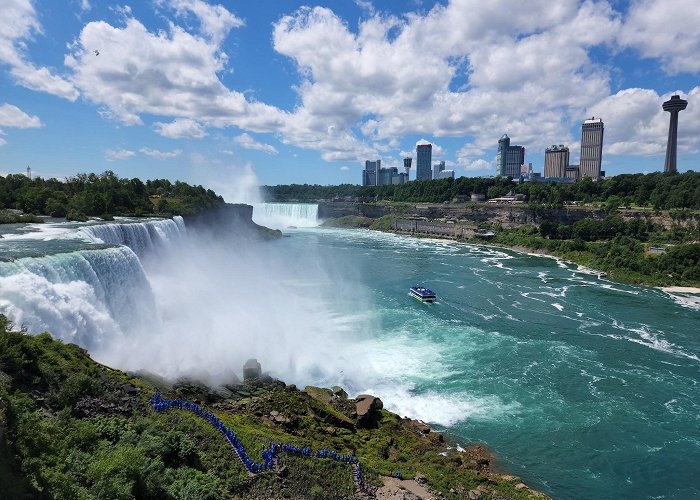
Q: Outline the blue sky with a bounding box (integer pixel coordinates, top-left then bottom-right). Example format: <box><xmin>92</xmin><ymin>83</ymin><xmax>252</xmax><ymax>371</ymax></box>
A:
<box><xmin>0</xmin><ymin>0</ymin><xmax>699</xmax><ymax>198</ymax></box>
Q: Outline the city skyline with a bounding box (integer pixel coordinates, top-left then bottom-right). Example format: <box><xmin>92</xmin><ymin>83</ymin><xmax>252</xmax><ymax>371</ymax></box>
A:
<box><xmin>1</xmin><ymin>1</ymin><xmax>699</xmax><ymax>196</ymax></box>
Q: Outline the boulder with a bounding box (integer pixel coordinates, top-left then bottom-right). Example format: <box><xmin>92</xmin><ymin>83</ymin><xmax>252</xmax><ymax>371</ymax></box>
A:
<box><xmin>243</xmin><ymin>359</ymin><xmax>262</xmax><ymax>380</ymax></box>
<box><xmin>331</xmin><ymin>385</ymin><xmax>348</xmax><ymax>399</ymax></box>
<box><xmin>355</xmin><ymin>394</ymin><xmax>383</xmax><ymax>428</ymax></box>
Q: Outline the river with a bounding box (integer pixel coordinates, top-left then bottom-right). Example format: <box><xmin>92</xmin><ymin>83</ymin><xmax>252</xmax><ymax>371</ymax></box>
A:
<box><xmin>0</xmin><ymin>206</ymin><xmax>698</xmax><ymax>499</ymax></box>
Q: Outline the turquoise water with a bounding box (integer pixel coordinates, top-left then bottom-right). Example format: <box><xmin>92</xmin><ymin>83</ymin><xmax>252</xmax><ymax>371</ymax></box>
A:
<box><xmin>277</xmin><ymin>227</ymin><xmax>700</xmax><ymax>499</ymax></box>
<box><xmin>1</xmin><ymin>217</ymin><xmax>698</xmax><ymax>499</ymax></box>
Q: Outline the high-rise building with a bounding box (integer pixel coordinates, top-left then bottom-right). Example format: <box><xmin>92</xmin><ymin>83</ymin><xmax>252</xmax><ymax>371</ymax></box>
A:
<box><xmin>579</xmin><ymin>118</ymin><xmax>604</xmax><ymax>180</ymax></box>
<box><xmin>544</xmin><ymin>145</ymin><xmax>570</xmax><ymax>178</ymax></box>
<box><xmin>362</xmin><ymin>159</ymin><xmax>380</xmax><ymax>186</ymax></box>
<box><xmin>436</xmin><ymin>169</ymin><xmax>455</xmax><ymax>180</ymax></box>
<box><xmin>496</xmin><ymin>134</ymin><xmax>524</xmax><ymax>178</ymax></box>
<box><xmin>403</xmin><ymin>157</ymin><xmax>412</xmax><ymax>181</ymax></box>
<box><xmin>433</xmin><ymin>160</ymin><xmax>445</xmax><ymax>179</ymax></box>
<box><xmin>416</xmin><ymin>140</ymin><xmax>432</xmax><ymax>181</ymax></box>
<box><xmin>565</xmin><ymin>165</ymin><xmax>580</xmax><ymax>181</ymax></box>
<box><xmin>662</xmin><ymin>95</ymin><xmax>688</xmax><ymax>173</ymax></box>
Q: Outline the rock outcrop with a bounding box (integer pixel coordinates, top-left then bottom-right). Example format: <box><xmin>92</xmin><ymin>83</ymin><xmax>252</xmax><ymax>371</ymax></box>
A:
<box><xmin>355</xmin><ymin>393</ymin><xmax>383</xmax><ymax>428</ymax></box>
<box><xmin>243</xmin><ymin>359</ymin><xmax>262</xmax><ymax>380</ymax></box>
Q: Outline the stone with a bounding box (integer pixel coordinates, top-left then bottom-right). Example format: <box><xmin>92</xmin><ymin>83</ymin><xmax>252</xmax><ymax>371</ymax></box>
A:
<box><xmin>243</xmin><ymin>359</ymin><xmax>261</xmax><ymax>380</ymax></box>
<box><xmin>515</xmin><ymin>483</ymin><xmax>528</xmax><ymax>490</ymax></box>
<box><xmin>414</xmin><ymin>473</ymin><xmax>427</xmax><ymax>484</ymax></box>
<box><xmin>331</xmin><ymin>385</ymin><xmax>348</xmax><ymax>399</ymax></box>
<box><xmin>355</xmin><ymin>394</ymin><xmax>383</xmax><ymax>428</ymax></box>
<box><xmin>467</xmin><ymin>489</ymin><xmax>482</xmax><ymax>499</ymax></box>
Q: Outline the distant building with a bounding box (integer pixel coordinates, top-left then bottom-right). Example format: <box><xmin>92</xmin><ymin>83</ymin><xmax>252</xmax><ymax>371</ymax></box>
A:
<box><xmin>579</xmin><ymin>118</ymin><xmax>604</xmax><ymax>180</ymax></box>
<box><xmin>416</xmin><ymin>140</ymin><xmax>433</xmax><ymax>181</ymax></box>
<box><xmin>403</xmin><ymin>157</ymin><xmax>412</xmax><ymax>181</ymax></box>
<box><xmin>433</xmin><ymin>161</ymin><xmax>445</xmax><ymax>179</ymax></box>
<box><xmin>436</xmin><ymin>169</ymin><xmax>455</xmax><ymax>180</ymax></box>
<box><xmin>362</xmin><ymin>159</ymin><xmax>380</xmax><ymax>186</ymax></box>
<box><xmin>496</xmin><ymin>134</ymin><xmax>525</xmax><ymax>178</ymax></box>
<box><xmin>521</xmin><ymin>162</ymin><xmax>533</xmax><ymax>175</ymax></box>
<box><xmin>544</xmin><ymin>145</ymin><xmax>570</xmax><ymax>178</ymax></box>
<box><xmin>565</xmin><ymin>165</ymin><xmax>580</xmax><ymax>181</ymax></box>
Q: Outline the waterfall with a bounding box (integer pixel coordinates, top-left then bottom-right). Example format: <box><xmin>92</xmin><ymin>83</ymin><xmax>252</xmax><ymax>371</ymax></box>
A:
<box><xmin>252</xmin><ymin>203</ymin><xmax>319</xmax><ymax>230</ymax></box>
<box><xmin>78</xmin><ymin>216</ymin><xmax>185</xmax><ymax>256</ymax></box>
<box><xmin>0</xmin><ymin>246</ymin><xmax>158</xmax><ymax>349</ymax></box>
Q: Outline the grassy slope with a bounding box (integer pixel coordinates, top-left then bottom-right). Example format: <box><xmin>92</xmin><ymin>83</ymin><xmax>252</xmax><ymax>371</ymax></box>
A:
<box><xmin>0</xmin><ymin>323</ymin><xmax>546</xmax><ymax>499</ymax></box>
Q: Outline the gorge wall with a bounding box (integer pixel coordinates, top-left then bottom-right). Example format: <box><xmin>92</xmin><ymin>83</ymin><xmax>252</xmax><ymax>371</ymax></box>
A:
<box><xmin>318</xmin><ymin>202</ymin><xmax>695</xmax><ymax>230</ymax></box>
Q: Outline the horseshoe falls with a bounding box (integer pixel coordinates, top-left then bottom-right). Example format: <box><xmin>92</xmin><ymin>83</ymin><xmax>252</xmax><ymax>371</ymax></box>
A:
<box><xmin>1</xmin><ymin>219</ymin><xmax>698</xmax><ymax>499</ymax></box>
<box><xmin>252</xmin><ymin>203</ymin><xmax>319</xmax><ymax>229</ymax></box>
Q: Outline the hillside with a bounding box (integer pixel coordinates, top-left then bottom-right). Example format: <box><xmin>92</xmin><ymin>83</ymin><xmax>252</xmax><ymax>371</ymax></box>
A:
<box><xmin>0</xmin><ymin>317</ymin><xmax>546</xmax><ymax>499</ymax></box>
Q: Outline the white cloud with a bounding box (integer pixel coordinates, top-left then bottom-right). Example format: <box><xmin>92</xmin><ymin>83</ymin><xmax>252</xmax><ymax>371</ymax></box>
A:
<box><xmin>105</xmin><ymin>148</ymin><xmax>135</xmax><ymax>161</ymax></box>
<box><xmin>620</xmin><ymin>0</ymin><xmax>700</xmax><ymax>74</ymax></box>
<box><xmin>65</xmin><ymin>12</ymin><xmax>285</xmax><ymax>132</ymax></box>
<box><xmin>80</xmin><ymin>0</ymin><xmax>91</xmax><ymax>12</ymax></box>
<box><xmin>0</xmin><ymin>0</ymin><xmax>78</xmax><ymax>100</ymax></box>
<box><xmin>162</xmin><ymin>0</ymin><xmax>245</xmax><ymax>44</ymax></box>
<box><xmin>0</xmin><ymin>103</ymin><xmax>41</xmax><ymax>128</ymax></box>
<box><xmin>154</xmin><ymin>119</ymin><xmax>207</xmax><ymax>139</ymax></box>
<box><xmin>233</xmin><ymin>133</ymin><xmax>278</xmax><ymax>154</ymax></box>
<box><xmin>139</xmin><ymin>147</ymin><xmax>182</xmax><ymax>159</ymax></box>
<box><xmin>339</xmin><ymin>165</ymin><xmax>350</xmax><ymax>171</ymax></box>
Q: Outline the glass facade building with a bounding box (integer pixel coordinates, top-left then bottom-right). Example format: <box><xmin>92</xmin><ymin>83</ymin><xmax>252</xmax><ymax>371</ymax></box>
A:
<box><xmin>416</xmin><ymin>141</ymin><xmax>432</xmax><ymax>181</ymax></box>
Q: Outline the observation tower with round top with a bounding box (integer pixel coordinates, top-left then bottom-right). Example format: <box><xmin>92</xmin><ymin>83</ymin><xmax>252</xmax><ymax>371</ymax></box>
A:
<box><xmin>662</xmin><ymin>95</ymin><xmax>688</xmax><ymax>173</ymax></box>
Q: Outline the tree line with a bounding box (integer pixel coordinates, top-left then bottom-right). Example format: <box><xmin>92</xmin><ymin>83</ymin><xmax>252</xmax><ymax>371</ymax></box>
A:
<box><xmin>264</xmin><ymin>171</ymin><xmax>700</xmax><ymax>210</ymax></box>
<box><xmin>0</xmin><ymin>171</ymin><xmax>224</xmax><ymax>220</ymax></box>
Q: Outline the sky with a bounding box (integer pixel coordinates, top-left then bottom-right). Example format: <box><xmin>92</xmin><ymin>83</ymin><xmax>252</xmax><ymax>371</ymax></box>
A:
<box><xmin>0</xmin><ymin>0</ymin><xmax>699</xmax><ymax>193</ymax></box>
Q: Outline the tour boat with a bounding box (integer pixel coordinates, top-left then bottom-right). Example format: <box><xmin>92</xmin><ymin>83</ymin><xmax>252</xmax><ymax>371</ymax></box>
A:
<box><xmin>410</xmin><ymin>285</ymin><xmax>436</xmax><ymax>303</ymax></box>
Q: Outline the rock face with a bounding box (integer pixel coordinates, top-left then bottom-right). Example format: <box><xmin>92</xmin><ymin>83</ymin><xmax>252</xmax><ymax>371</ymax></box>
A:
<box><xmin>355</xmin><ymin>394</ymin><xmax>383</xmax><ymax>428</ymax></box>
<box><xmin>243</xmin><ymin>359</ymin><xmax>262</xmax><ymax>380</ymax></box>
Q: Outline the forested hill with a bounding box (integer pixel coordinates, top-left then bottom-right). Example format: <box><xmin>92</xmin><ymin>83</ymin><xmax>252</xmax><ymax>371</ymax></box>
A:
<box><xmin>264</xmin><ymin>171</ymin><xmax>700</xmax><ymax>209</ymax></box>
<box><xmin>0</xmin><ymin>171</ymin><xmax>224</xmax><ymax>220</ymax></box>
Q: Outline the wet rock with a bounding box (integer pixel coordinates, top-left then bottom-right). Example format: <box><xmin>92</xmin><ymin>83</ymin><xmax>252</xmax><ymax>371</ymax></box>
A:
<box><xmin>243</xmin><ymin>359</ymin><xmax>262</xmax><ymax>380</ymax></box>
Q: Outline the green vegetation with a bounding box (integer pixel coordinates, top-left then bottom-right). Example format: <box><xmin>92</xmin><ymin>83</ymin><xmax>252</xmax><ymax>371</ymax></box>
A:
<box><xmin>265</xmin><ymin>171</ymin><xmax>700</xmax><ymax>209</ymax></box>
<box><xmin>0</xmin><ymin>318</ymin><xmax>546</xmax><ymax>499</ymax></box>
<box><xmin>0</xmin><ymin>171</ymin><xmax>224</xmax><ymax>220</ymax></box>
<box><xmin>484</xmin><ymin>216</ymin><xmax>700</xmax><ymax>286</ymax></box>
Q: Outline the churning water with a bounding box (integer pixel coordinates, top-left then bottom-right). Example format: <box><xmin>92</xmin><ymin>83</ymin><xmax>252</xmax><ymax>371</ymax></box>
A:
<box><xmin>0</xmin><ymin>210</ymin><xmax>698</xmax><ymax>499</ymax></box>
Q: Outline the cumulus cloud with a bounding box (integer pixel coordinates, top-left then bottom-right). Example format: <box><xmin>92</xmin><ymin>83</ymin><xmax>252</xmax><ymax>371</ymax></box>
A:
<box><xmin>233</xmin><ymin>133</ymin><xmax>278</xmax><ymax>154</ymax></box>
<box><xmin>154</xmin><ymin>119</ymin><xmax>207</xmax><ymax>139</ymax></box>
<box><xmin>0</xmin><ymin>0</ymin><xmax>78</xmax><ymax>100</ymax></box>
<box><xmin>620</xmin><ymin>0</ymin><xmax>700</xmax><ymax>74</ymax></box>
<box><xmin>64</xmin><ymin>10</ymin><xmax>286</xmax><ymax>132</ymax></box>
<box><xmin>0</xmin><ymin>103</ymin><xmax>41</xmax><ymax>128</ymax></box>
<box><xmin>139</xmin><ymin>147</ymin><xmax>182</xmax><ymax>159</ymax></box>
<box><xmin>339</xmin><ymin>165</ymin><xmax>350</xmax><ymax>171</ymax></box>
<box><xmin>105</xmin><ymin>148</ymin><xmax>135</xmax><ymax>161</ymax></box>
<box><xmin>162</xmin><ymin>0</ymin><xmax>245</xmax><ymax>44</ymax></box>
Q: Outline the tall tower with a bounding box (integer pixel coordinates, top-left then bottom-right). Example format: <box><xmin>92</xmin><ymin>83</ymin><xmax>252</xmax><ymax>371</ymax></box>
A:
<box><xmin>403</xmin><ymin>157</ymin><xmax>412</xmax><ymax>180</ymax></box>
<box><xmin>662</xmin><ymin>95</ymin><xmax>688</xmax><ymax>173</ymax></box>
<box><xmin>416</xmin><ymin>140</ymin><xmax>432</xmax><ymax>181</ymax></box>
<box><xmin>26</xmin><ymin>166</ymin><xmax>31</xmax><ymax>179</ymax></box>
<box><xmin>580</xmin><ymin>118</ymin><xmax>604</xmax><ymax>180</ymax></box>
<box><xmin>497</xmin><ymin>134</ymin><xmax>510</xmax><ymax>176</ymax></box>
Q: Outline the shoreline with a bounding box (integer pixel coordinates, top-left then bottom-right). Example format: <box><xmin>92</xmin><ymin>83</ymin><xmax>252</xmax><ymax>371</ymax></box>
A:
<box><xmin>327</xmin><ymin>223</ymin><xmax>700</xmax><ymax>292</ymax></box>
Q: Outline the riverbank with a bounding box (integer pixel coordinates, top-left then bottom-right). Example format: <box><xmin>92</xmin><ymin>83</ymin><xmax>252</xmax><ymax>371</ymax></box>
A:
<box><xmin>321</xmin><ymin>216</ymin><xmax>700</xmax><ymax>289</ymax></box>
